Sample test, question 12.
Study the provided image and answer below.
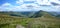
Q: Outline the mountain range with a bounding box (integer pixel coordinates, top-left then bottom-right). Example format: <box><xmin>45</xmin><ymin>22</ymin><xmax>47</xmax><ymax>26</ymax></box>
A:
<box><xmin>0</xmin><ymin>10</ymin><xmax>60</xmax><ymax>28</ymax></box>
<box><xmin>0</xmin><ymin>10</ymin><xmax>60</xmax><ymax>18</ymax></box>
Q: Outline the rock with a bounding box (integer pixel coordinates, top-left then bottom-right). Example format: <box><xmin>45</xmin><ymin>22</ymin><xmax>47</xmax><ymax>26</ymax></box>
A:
<box><xmin>16</xmin><ymin>25</ymin><xmax>25</xmax><ymax>28</ymax></box>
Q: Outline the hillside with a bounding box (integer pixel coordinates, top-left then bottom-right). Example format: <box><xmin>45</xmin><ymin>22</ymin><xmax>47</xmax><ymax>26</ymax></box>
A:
<box><xmin>30</xmin><ymin>15</ymin><xmax>60</xmax><ymax>28</ymax></box>
<box><xmin>28</xmin><ymin>10</ymin><xmax>60</xmax><ymax>28</ymax></box>
<box><xmin>0</xmin><ymin>11</ymin><xmax>60</xmax><ymax>28</ymax></box>
<box><xmin>30</xmin><ymin>10</ymin><xmax>50</xmax><ymax>18</ymax></box>
<box><xmin>0</xmin><ymin>13</ymin><xmax>33</xmax><ymax>28</ymax></box>
<box><xmin>0</xmin><ymin>11</ymin><xmax>35</xmax><ymax>18</ymax></box>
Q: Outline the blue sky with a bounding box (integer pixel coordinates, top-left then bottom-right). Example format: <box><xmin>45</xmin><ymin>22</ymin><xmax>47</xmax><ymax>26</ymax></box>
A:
<box><xmin>0</xmin><ymin>0</ymin><xmax>60</xmax><ymax>12</ymax></box>
<box><xmin>0</xmin><ymin>0</ymin><xmax>17</xmax><ymax>5</ymax></box>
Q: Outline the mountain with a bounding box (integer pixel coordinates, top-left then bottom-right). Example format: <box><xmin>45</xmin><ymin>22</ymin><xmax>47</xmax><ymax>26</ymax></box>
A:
<box><xmin>29</xmin><ymin>10</ymin><xmax>60</xmax><ymax>18</ymax></box>
<box><xmin>30</xmin><ymin>10</ymin><xmax>50</xmax><ymax>18</ymax></box>
<box><xmin>0</xmin><ymin>11</ymin><xmax>36</xmax><ymax>18</ymax></box>
<box><xmin>47</xmin><ymin>12</ymin><xmax>60</xmax><ymax>18</ymax></box>
<box><xmin>0</xmin><ymin>10</ymin><xmax>60</xmax><ymax>18</ymax></box>
<box><xmin>0</xmin><ymin>10</ymin><xmax>60</xmax><ymax>28</ymax></box>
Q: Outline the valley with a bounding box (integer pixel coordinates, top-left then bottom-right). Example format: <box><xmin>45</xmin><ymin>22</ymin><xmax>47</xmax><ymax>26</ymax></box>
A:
<box><xmin>0</xmin><ymin>10</ymin><xmax>60</xmax><ymax>28</ymax></box>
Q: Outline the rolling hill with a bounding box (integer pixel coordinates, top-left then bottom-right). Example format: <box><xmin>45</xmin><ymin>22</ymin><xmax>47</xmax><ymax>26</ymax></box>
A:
<box><xmin>0</xmin><ymin>10</ymin><xmax>60</xmax><ymax>28</ymax></box>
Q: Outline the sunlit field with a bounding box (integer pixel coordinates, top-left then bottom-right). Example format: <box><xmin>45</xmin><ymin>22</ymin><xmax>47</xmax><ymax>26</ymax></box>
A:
<box><xmin>0</xmin><ymin>11</ymin><xmax>60</xmax><ymax>28</ymax></box>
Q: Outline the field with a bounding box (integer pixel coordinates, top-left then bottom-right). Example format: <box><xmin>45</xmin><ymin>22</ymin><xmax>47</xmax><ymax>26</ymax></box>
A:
<box><xmin>0</xmin><ymin>12</ymin><xmax>60</xmax><ymax>28</ymax></box>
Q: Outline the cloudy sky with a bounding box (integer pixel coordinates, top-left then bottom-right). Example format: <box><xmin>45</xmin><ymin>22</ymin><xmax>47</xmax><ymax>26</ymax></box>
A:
<box><xmin>0</xmin><ymin>0</ymin><xmax>60</xmax><ymax>12</ymax></box>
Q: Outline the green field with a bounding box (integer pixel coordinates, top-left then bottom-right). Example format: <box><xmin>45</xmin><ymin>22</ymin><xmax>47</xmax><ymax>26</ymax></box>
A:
<box><xmin>0</xmin><ymin>12</ymin><xmax>60</xmax><ymax>28</ymax></box>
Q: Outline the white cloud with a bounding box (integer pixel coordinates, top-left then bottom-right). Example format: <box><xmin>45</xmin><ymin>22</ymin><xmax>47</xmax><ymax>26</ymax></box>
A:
<box><xmin>36</xmin><ymin>0</ymin><xmax>60</xmax><ymax>5</ymax></box>
<box><xmin>16</xmin><ymin>0</ymin><xmax>51</xmax><ymax>5</ymax></box>
<box><xmin>20</xmin><ymin>4</ymin><xmax>40</xmax><ymax>11</ymax></box>
<box><xmin>16</xmin><ymin>0</ymin><xmax>60</xmax><ymax>6</ymax></box>
<box><xmin>36</xmin><ymin>0</ymin><xmax>51</xmax><ymax>5</ymax></box>
<box><xmin>49</xmin><ymin>0</ymin><xmax>60</xmax><ymax>4</ymax></box>
<box><xmin>16</xmin><ymin>0</ymin><xmax>24</xmax><ymax>5</ymax></box>
<box><xmin>9</xmin><ymin>3</ymin><xmax>41</xmax><ymax>11</ymax></box>
<box><xmin>0</xmin><ymin>2</ymin><xmax>40</xmax><ymax>11</ymax></box>
<box><xmin>0</xmin><ymin>3</ymin><xmax>14</xmax><ymax>11</ymax></box>
<box><xmin>16</xmin><ymin>0</ymin><xmax>60</xmax><ymax>5</ymax></box>
<box><xmin>23</xmin><ymin>0</ymin><xmax>35</xmax><ymax>1</ymax></box>
<box><xmin>1</xmin><ymin>3</ymin><xmax>12</xmax><ymax>6</ymax></box>
<box><xmin>0</xmin><ymin>0</ymin><xmax>60</xmax><ymax>12</ymax></box>
<box><xmin>0</xmin><ymin>7</ymin><xmax>3</xmax><ymax>11</ymax></box>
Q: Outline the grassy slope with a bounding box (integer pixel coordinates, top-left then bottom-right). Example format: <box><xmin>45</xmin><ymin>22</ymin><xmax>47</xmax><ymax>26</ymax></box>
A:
<box><xmin>30</xmin><ymin>14</ymin><xmax>60</xmax><ymax>28</ymax></box>
<box><xmin>0</xmin><ymin>12</ymin><xmax>60</xmax><ymax>28</ymax></box>
<box><xmin>0</xmin><ymin>13</ymin><xmax>33</xmax><ymax>28</ymax></box>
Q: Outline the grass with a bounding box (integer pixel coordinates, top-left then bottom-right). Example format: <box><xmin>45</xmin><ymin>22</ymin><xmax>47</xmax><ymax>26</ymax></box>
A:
<box><xmin>0</xmin><ymin>13</ymin><xmax>60</xmax><ymax>28</ymax></box>
<box><xmin>0</xmin><ymin>13</ymin><xmax>34</xmax><ymax>28</ymax></box>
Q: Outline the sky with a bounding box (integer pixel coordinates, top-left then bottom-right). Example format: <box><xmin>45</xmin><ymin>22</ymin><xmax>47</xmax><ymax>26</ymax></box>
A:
<box><xmin>0</xmin><ymin>0</ymin><xmax>60</xmax><ymax>12</ymax></box>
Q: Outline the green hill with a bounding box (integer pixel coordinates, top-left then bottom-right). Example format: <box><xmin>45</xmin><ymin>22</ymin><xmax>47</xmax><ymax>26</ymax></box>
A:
<box><xmin>0</xmin><ymin>13</ymin><xmax>33</xmax><ymax>28</ymax></box>
<box><xmin>0</xmin><ymin>11</ymin><xmax>60</xmax><ymax>28</ymax></box>
<box><xmin>28</xmin><ymin>10</ymin><xmax>60</xmax><ymax>28</ymax></box>
<box><xmin>30</xmin><ymin>10</ymin><xmax>49</xmax><ymax>18</ymax></box>
<box><xmin>29</xmin><ymin>13</ymin><xmax>60</xmax><ymax>28</ymax></box>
